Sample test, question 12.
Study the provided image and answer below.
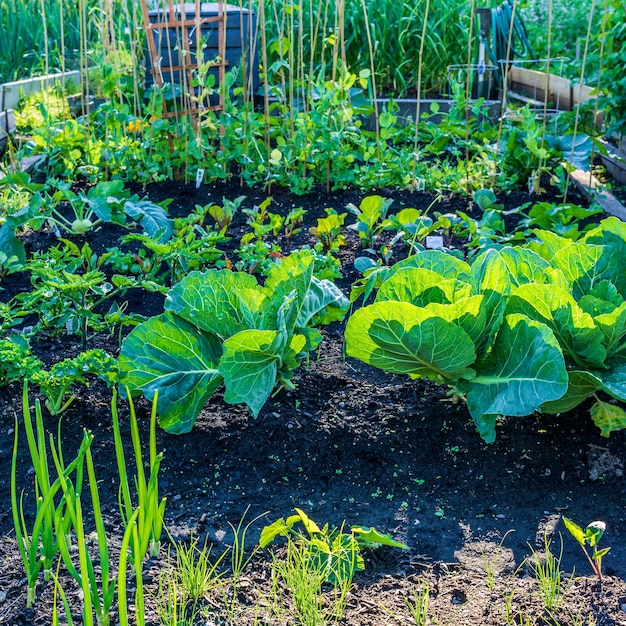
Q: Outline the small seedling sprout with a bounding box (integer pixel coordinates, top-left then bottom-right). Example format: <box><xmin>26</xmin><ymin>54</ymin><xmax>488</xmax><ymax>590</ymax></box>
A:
<box><xmin>563</xmin><ymin>517</ymin><xmax>611</xmax><ymax>581</ymax></box>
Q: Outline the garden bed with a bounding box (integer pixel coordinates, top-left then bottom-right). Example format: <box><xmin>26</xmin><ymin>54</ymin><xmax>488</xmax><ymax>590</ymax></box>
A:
<box><xmin>1</xmin><ymin>179</ymin><xmax>625</xmax><ymax>625</ymax></box>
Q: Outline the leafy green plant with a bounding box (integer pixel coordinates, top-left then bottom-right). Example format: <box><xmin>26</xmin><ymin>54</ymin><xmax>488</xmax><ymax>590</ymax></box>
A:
<box><xmin>563</xmin><ymin>518</ymin><xmax>611</xmax><ymax>581</ymax></box>
<box><xmin>309</xmin><ymin>209</ymin><xmax>347</xmax><ymax>253</ymax></box>
<box><xmin>346</xmin><ymin>195</ymin><xmax>394</xmax><ymax>248</ymax></box>
<box><xmin>529</xmin><ymin>534</ymin><xmax>570</xmax><ymax>611</ymax></box>
<box><xmin>112</xmin><ymin>388</ymin><xmax>166</xmax><ymax>561</ymax></box>
<box><xmin>518</xmin><ymin>202</ymin><xmax>603</xmax><ymax>239</ymax></box>
<box><xmin>284</xmin><ymin>207</ymin><xmax>307</xmax><ymax>243</ymax></box>
<box><xmin>208</xmin><ymin>195</ymin><xmax>246</xmax><ymax>235</ymax></box>
<box><xmin>260</xmin><ymin>508</ymin><xmax>408</xmax><ymax>586</ymax></box>
<box><xmin>0</xmin><ymin>338</ymin><xmax>116</xmax><ymax>415</ymax></box>
<box><xmin>119</xmin><ymin>250</ymin><xmax>349</xmax><ymax>433</ymax></box>
<box><xmin>17</xmin><ymin>239</ymin><xmax>159</xmax><ymax>347</ymax></box>
<box><xmin>599</xmin><ymin>0</ymin><xmax>626</xmax><ymax>137</ymax></box>
<box><xmin>11</xmin><ymin>384</ymin><xmax>93</xmax><ymax>607</ymax></box>
<box><xmin>121</xmin><ymin>221</ymin><xmax>226</xmax><ymax>287</ymax></box>
<box><xmin>346</xmin><ymin>217</ymin><xmax>626</xmax><ymax>442</ymax></box>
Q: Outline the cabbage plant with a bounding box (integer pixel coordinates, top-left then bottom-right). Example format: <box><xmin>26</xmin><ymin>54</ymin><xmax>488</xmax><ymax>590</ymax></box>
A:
<box><xmin>119</xmin><ymin>250</ymin><xmax>349</xmax><ymax>433</ymax></box>
<box><xmin>346</xmin><ymin>218</ymin><xmax>626</xmax><ymax>442</ymax></box>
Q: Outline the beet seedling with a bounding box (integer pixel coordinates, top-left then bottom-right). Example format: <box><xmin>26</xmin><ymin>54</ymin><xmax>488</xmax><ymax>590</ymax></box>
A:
<box><xmin>563</xmin><ymin>518</ymin><xmax>611</xmax><ymax>581</ymax></box>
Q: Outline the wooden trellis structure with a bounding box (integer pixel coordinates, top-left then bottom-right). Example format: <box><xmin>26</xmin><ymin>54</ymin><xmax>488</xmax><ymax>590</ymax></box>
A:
<box><xmin>139</xmin><ymin>0</ymin><xmax>227</xmax><ymax>119</ymax></box>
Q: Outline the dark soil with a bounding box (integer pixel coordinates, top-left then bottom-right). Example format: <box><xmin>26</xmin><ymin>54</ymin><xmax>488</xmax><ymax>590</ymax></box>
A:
<box><xmin>1</xmin><ymin>180</ymin><xmax>625</xmax><ymax>626</ymax></box>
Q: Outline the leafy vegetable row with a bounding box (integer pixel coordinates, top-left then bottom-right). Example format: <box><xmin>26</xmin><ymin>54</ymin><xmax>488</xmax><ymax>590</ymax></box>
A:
<box><xmin>93</xmin><ymin>216</ymin><xmax>626</xmax><ymax>442</ymax></box>
<box><xmin>119</xmin><ymin>250</ymin><xmax>349</xmax><ymax>433</ymax></box>
<box><xmin>346</xmin><ymin>217</ymin><xmax>626</xmax><ymax>441</ymax></box>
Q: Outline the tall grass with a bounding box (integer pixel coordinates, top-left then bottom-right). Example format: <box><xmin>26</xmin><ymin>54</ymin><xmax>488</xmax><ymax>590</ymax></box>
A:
<box><xmin>0</xmin><ymin>0</ymin><xmax>139</xmax><ymax>84</ymax></box>
<box><xmin>258</xmin><ymin>0</ymin><xmax>480</xmax><ymax>97</ymax></box>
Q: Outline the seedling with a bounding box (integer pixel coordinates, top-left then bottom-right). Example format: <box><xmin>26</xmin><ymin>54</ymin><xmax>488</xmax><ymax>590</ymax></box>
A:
<box><xmin>260</xmin><ymin>508</ymin><xmax>408</xmax><ymax>586</ymax></box>
<box><xmin>563</xmin><ymin>517</ymin><xmax>611</xmax><ymax>581</ymax></box>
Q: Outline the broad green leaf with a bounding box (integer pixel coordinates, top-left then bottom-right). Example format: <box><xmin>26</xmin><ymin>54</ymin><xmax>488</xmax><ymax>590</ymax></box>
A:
<box><xmin>499</xmin><ymin>247</ymin><xmax>569</xmax><ymax>290</ymax></box>
<box><xmin>376</xmin><ymin>267</ymin><xmax>470</xmax><ymax>306</ymax></box>
<box><xmin>598</xmin><ymin>364</ymin><xmax>626</xmax><ymax>401</ymax></box>
<box><xmin>583</xmin><ymin>217</ymin><xmax>626</xmax><ymax>297</ymax></box>
<box><xmin>461</xmin><ymin>314</ymin><xmax>568</xmax><ymax>431</ymax></box>
<box><xmin>469</xmin><ymin>248</ymin><xmax>511</xmax><ymax>356</ymax></box>
<box><xmin>264</xmin><ymin>250</ymin><xmax>315</xmax><ymax>321</ymax></box>
<box><xmin>219</xmin><ymin>330</ymin><xmax>306</xmax><ymax>417</ymax></box>
<box><xmin>385</xmin><ymin>250</ymin><xmax>470</xmax><ymax>284</ymax></box>
<box><xmin>527</xmin><ymin>230</ymin><xmax>573</xmax><ymax>262</ymax></box>
<box><xmin>259</xmin><ymin>518</ymin><xmax>290</xmax><ymax>547</ymax></box>
<box><xmin>392</xmin><ymin>208</ymin><xmax>422</xmax><ymax>227</ymax></box>
<box><xmin>541</xmin><ymin>370</ymin><xmax>601</xmax><ymax>414</ymax></box>
<box><xmin>345</xmin><ymin>301</ymin><xmax>476</xmax><ymax>380</ymax></box>
<box><xmin>0</xmin><ymin>205</ymin><xmax>32</xmax><ymax>263</ymax></box>
<box><xmin>590</xmin><ymin>399</ymin><xmax>626</xmax><ymax>437</ymax></box>
<box><xmin>425</xmin><ymin>295</ymin><xmax>487</xmax><ymax>346</ymax></box>
<box><xmin>563</xmin><ymin>517</ymin><xmax>586</xmax><ymax>546</ymax></box>
<box><xmin>118</xmin><ymin>313</ymin><xmax>223</xmax><ymax>434</ymax></box>
<box><xmin>166</xmin><ymin>269</ymin><xmax>266</xmax><ymax>339</ymax></box>
<box><xmin>471</xmin><ymin>413</ymin><xmax>498</xmax><ymax>443</ymax></box>
<box><xmin>594</xmin><ymin>300</ymin><xmax>626</xmax><ymax>357</ymax></box>
<box><xmin>585</xmin><ymin>521</ymin><xmax>606</xmax><ymax>547</ymax></box>
<box><xmin>506</xmin><ymin>283</ymin><xmax>607</xmax><ymax>369</ymax></box>
<box><xmin>298</xmin><ymin>277</ymin><xmax>349</xmax><ymax>328</ymax></box>
<box><xmin>123</xmin><ymin>199</ymin><xmax>173</xmax><ymax>243</ymax></box>
<box><xmin>552</xmin><ymin>242</ymin><xmax>611</xmax><ymax>300</ymax></box>
<box><xmin>351</xmin><ymin>526</ymin><xmax>409</xmax><ymax>550</ymax></box>
<box><xmin>294</xmin><ymin>508</ymin><xmax>322</xmax><ymax>535</ymax></box>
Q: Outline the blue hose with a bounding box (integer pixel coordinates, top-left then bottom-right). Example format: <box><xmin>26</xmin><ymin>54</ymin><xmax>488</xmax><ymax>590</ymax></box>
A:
<box><xmin>484</xmin><ymin>0</ymin><xmax>534</xmax><ymax>83</ymax></box>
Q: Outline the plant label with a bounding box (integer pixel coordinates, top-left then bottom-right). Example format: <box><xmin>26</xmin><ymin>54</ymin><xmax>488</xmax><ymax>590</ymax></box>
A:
<box><xmin>425</xmin><ymin>235</ymin><xmax>444</xmax><ymax>249</ymax></box>
<box><xmin>414</xmin><ymin>178</ymin><xmax>425</xmax><ymax>191</ymax></box>
<box><xmin>196</xmin><ymin>168</ymin><xmax>205</xmax><ymax>189</ymax></box>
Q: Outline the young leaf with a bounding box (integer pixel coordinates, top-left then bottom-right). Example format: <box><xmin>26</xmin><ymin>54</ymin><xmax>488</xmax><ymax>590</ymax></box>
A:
<box><xmin>563</xmin><ymin>517</ymin><xmax>586</xmax><ymax>546</ymax></box>
<box><xmin>590</xmin><ymin>399</ymin><xmax>626</xmax><ymax>437</ymax></box>
<box><xmin>506</xmin><ymin>283</ymin><xmax>607</xmax><ymax>369</ymax></box>
<box><xmin>259</xmin><ymin>518</ymin><xmax>290</xmax><ymax>548</ymax></box>
<box><xmin>351</xmin><ymin>526</ymin><xmax>409</xmax><ymax>550</ymax></box>
<box><xmin>124</xmin><ymin>199</ymin><xmax>173</xmax><ymax>243</ymax></box>
<box><xmin>585</xmin><ymin>521</ymin><xmax>606</xmax><ymax>547</ymax></box>
<box><xmin>166</xmin><ymin>270</ymin><xmax>266</xmax><ymax>339</ymax></box>
<box><xmin>376</xmin><ymin>267</ymin><xmax>470</xmax><ymax>307</ymax></box>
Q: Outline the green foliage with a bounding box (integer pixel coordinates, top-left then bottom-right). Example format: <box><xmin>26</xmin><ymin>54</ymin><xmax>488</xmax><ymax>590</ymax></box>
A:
<box><xmin>16</xmin><ymin>239</ymin><xmax>154</xmax><ymax>347</ymax></box>
<box><xmin>563</xmin><ymin>518</ymin><xmax>611</xmax><ymax>581</ymax></box>
<box><xmin>0</xmin><ymin>338</ymin><xmax>116</xmax><ymax>415</ymax></box>
<box><xmin>112</xmin><ymin>389</ymin><xmax>166</xmax><ymax>562</ymax></box>
<box><xmin>346</xmin><ymin>218</ymin><xmax>626</xmax><ymax>442</ymax></box>
<box><xmin>599</xmin><ymin>0</ymin><xmax>626</xmax><ymax>136</ymax></box>
<box><xmin>309</xmin><ymin>209</ymin><xmax>347</xmax><ymax>253</ymax></box>
<box><xmin>119</xmin><ymin>250</ymin><xmax>349</xmax><ymax>433</ymax></box>
<box><xmin>260</xmin><ymin>508</ymin><xmax>408</xmax><ymax>586</ymax></box>
<box><xmin>347</xmin><ymin>195</ymin><xmax>394</xmax><ymax>248</ymax></box>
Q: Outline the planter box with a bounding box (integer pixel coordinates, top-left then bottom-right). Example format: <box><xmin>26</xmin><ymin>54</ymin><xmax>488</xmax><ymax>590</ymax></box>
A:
<box><xmin>599</xmin><ymin>139</ymin><xmax>626</xmax><ymax>184</ymax></box>
<box><xmin>0</xmin><ymin>71</ymin><xmax>81</xmax><ymax>110</ymax></box>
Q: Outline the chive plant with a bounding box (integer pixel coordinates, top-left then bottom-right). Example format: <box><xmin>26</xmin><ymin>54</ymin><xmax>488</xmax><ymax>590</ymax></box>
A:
<box><xmin>112</xmin><ymin>388</ymin><xmax>166</xmax><ymax>562</ymax></box>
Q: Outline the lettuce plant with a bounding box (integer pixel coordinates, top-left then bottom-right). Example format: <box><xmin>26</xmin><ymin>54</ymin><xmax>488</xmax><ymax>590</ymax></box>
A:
<box><xmin>119</xmin><ymin>250</ymin><xmax>349</xmax><ymax>433</ymax></box>
<box><xmin>345</xmin><ymin>218</ymin><xmax>626</xmax><ymax>442</ymax></box>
